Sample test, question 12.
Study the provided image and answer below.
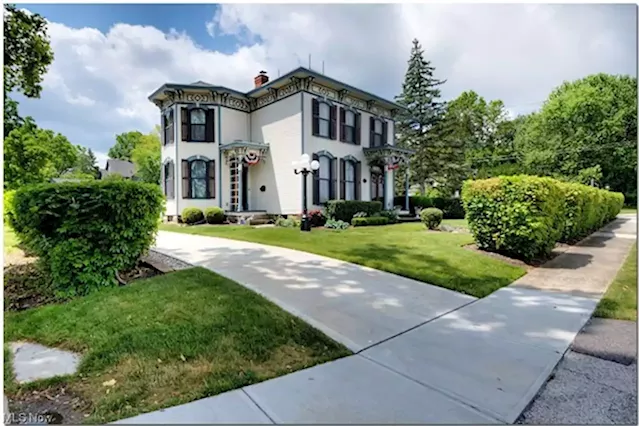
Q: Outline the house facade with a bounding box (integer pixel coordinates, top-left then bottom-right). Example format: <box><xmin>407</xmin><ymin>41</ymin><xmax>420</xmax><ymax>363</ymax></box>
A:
<box><xmin>148</xmin><ymin>67</ymin><xmax>413</xmax><ymax>220</ymax></box>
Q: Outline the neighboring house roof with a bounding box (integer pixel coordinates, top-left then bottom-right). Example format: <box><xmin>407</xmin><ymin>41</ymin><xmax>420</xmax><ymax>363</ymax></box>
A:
<box><xmin>105</xmin><ymin>159</ymin><xmax>135</xmax><ymax>178</ymax></box>
<box><xmin>148</xmin><ymin>66</ymin><xmax>405</xmax><ymax>112</ymax></box>
<box><xmin>51</xmin><ymin>178</ymin><xmax>84</xmax><ymax>183</ymax></box>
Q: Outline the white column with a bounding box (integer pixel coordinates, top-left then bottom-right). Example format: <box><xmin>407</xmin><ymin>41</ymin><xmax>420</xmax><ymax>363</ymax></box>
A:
<box><xmin>384</xmin><ymin>168</ymin><xmax>394</xmax><ymax>210</ymax></box>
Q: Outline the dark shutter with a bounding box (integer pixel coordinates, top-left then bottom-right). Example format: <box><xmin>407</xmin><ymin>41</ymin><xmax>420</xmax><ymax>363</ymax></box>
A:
<box><xmin>329</xmin><ymin>105</ymin><xmax>337</xmax><ymax>140</ymax></box>
<box><xmin>161</xmin><ymin>162</ymin><xmax>166</xmax><ymax>193</ymax></box>
<box><xmin>182</xmin><ymin>160</ymin><xmax>190</xmax><ymax>198</ymax></box>
<box><xmin>207</xmin><ymin>160</ymin><xmax>215</xmax><ymax>198</ymax></box>
<box><xmin>382</xmin><ymin>120</ymin><xmax>388</xmax><ymax>146</ymax></box>
<box><xmin>312</xmin><ymin>98</ymin><xmax>320</xmax><ymax>136</ymax></box>
<box><xmin>312</xmin><ymin>153</ymin><xmax>320</xmax><ymax>205</ymax></box>
<box><xmin>369</xmin><ymin>117</ymin><xmax>375</xmax><ymax>147</ymax></box>
<box><xmin>339</xmin><ymin>107</ymin><xmax>346</xmax><ymax>142</ymax></box>
<box><xmin>355</xmin><ymin>161</ymin><xmax>362</xmax><ymax>200</ymax></box>
<box><xmin>161</xmin><ymin>114</ymin><xmax>167</xmax><ymax>146</ymax></box>
<box><xmin>330</xmin><ymin>158</ymin><xmax>337</xmax><ymax>200</ymax></box>
<box><xmin>339</xmin><ymin>158</ymin><xmax>346</xmax><ymax>200</ymax></box>
<box><xmin>355</xmin><ymin>113</ymin><xmax>361</xmax><ymax>145</ymax></box>
<box><xmin>206</xmin><ymin>109</ymin><xmax>215</xmax><ymax>143</ymax></box>
<box><xmin>181</xmin><ymin>107</ymin><xmax>189</xmax><ymax>141</ymax></box>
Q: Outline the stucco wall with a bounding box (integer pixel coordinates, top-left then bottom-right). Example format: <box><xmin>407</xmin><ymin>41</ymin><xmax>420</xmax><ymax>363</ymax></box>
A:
<box><xmin>248</xmin><ymin>93</ymin><xmax>302</xmax><ymax>214</ymax></box>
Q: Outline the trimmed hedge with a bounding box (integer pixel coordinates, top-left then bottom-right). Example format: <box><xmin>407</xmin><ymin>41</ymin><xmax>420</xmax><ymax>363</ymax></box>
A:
<box><xmin>462</xmin><ymin>175</ymin><xmax>624</xmax><ymax>260</ymax></box>
<box><xmin>393</xmin><ymin>196</ymin><xmax>465</xmax><ymax>219</ymax></box>
<box><xmin>182</xmin><ymin>208</ymin><xmax>204</xmax><ymax>224</ymax></box>
<box><xmin>204</xmin><ymin>207</ymin><xmax>225</xmax><ymax>224</ymax></box>
<box><xmin>4</xmin><ymin>189</ymin><xmax>16</xmax><ymax>224</ymax></box>
<box><xmin>351</xmin><ymin>216</ymin><xmax>389</xmax><ymax>227</ymax></box>
<box><xmin>559</xmin><ymin>182</ymin><xmax>624</xmax><ymax>242</ymax></box>
<box><xmin>10</xmin><ymin>180</ymin><xmax>165</xmax><ymax>297</ymax></box>
<box><xmin>421</xmin><ymin>208</ymin><xmax>443</xmax><ymax>230</ymax></box>
<box><xmin>326</xmin><ymin>200</ymin><xmax>382</xmax><ymax>222</ymax></box>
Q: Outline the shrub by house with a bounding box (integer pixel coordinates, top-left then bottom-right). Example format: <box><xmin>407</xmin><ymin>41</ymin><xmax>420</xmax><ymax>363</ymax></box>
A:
<box><xmin>10</xmin><ymin>180</ymin><xmax>165</xmax><ymax>296</ymax></box>
<box><xmin>326</xmin><ymin>200</ymin><xmax>382</xmax><ymax>222</ymax></box>
<box><xmin>462</xmin><ymin>175</ymin><xmax>623</xmax><ymax>260</ymax></box>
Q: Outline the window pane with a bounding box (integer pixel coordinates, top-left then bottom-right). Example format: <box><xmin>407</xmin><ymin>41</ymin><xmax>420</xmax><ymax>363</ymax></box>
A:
<box><xmin>346</xmin><ymin>182</ymin><xmax>355</xmax><ymax>201</ymax></box>
<box><xmin>192</xmin><ymin>178</ymin><xmax>207</xmax><ymax>199</ymax></box>
<box><xmin>319</xmin><ymin>120</ymin><xmax>330</xmax><ymax>137</ymax></box>
<box><xmin>374</xmin><ymin>120</ymin><xmax>383</xmax><ymax>133</ymax></box>
<box><xmin>166</xmin><ymin>111</ymin><xmax>174</xmax><ymax>125</ymax></box>
<box><xmin>319</xmin><ymin>156</ymin><xmax>330</xmax><ymax>178</ymax></box>
<box><xmin>319</xmin><ymin>180</ymin><xmax>330</xmax><ymax>203</ymax></box>
<box><xmin>346</xmin><ymin>111</ymin><xmax>355</xmax><ymax>126</ymax></box>
<box><xmin>345</xmin><ymin>161</ymin><xmax>355</xmax><ymax>182</ymax></box>
<box><xmin>191</xmin><ymin>109</ymin><xmax>206</xmax><ymax>124</ymax></box>
<box><xmin>191</xmin><ymin>160</ymin><xmax>206</xmax><ymax>178</ymax></box>
<box><xmin>345</xmin><ymin>127</ymin><xmax>354</xmax><ymax>143</ymax></box>
<box><xmin>374</xmin><ymin>134</ymin><xmax>382</xmax><ymax>147</ymax></box>
<box><xmin>319</xmin><ymin>103</ymin><xmax>330</xmax><ymax>119</ymax></box>
<box><xmin>191</xmin><ymin>125</ymin><xmax>205</xmax><ymax>141</ymax></box>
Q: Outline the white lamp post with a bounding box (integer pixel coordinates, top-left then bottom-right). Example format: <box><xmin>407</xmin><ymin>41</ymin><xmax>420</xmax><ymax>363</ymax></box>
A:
<box><xmin>293</xmin><ymin>154</ymin><xmax>320</xmax><ymax>231</ymax></box>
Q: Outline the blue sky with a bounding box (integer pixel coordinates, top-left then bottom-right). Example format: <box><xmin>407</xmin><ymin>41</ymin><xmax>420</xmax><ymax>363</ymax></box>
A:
<box><xmin>14</xmin><ymin>4</ymin><xmax>637</xmax><ymax>167</ymax></box>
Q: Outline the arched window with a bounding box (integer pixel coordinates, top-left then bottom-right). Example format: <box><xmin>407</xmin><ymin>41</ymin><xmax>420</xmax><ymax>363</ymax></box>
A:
<box><xmin>163</xmin><ymin>109</ymin><xmax>174</xmax><ymax>145</ymax></box>
<box><xmin>340</xmin><ymin>157</ymin><xmax>360</xmax><ymax>201</ymax></box>
<box><xmin>312</xmin><ymin>151</ymin><xmax>336</xmax><ymax>204</ymax></box>
<box><xmin>163</xmin><ymin>160</ymin><xmax>174</xmax><ymax>199</ymax></box>
<box><xmin>190</xmin><ymin>108</ymin><xmax>206</xmax><ymax>142</ymax></box>
<box><xmin>182</xmin><ymin>156</ymin><xmax>215</xmax><ymax>199</ymax></box>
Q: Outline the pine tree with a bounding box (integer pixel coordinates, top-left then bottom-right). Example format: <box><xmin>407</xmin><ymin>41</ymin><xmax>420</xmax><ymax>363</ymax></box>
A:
<box><xmin>394</xmin><ymin>39</ymin><xmax>447</xmax><ymax>193</ymax></box>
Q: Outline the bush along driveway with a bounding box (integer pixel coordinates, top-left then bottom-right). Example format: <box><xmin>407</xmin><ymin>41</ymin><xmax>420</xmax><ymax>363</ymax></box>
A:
<box><xmin>158</xmin><ymin>222</ymin><xmax>524</xmax><ymax>298</ymax></box>
<box><xmin>4</xmin><ymin>267</ymin><xmax>350</xmax><ymax>423</ymax></box>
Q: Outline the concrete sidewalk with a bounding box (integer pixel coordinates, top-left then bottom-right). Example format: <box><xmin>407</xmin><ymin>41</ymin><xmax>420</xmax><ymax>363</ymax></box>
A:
<box><xmin>118</xmin><ymin>215</ymin><xmax>636</xmax><ymax>424</ymax></box>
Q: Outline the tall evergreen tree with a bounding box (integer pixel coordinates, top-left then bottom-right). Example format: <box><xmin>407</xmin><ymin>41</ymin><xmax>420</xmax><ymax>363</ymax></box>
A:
<box><xmin>394</xmin><ymin>39</ymin><xmax>447</xmax><ymax>193</ymax></box>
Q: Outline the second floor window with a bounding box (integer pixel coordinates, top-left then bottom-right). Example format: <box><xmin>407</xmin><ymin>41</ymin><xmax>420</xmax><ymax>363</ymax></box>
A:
<box><xmin>190</xmin><ymin>109</ymin><xmax>206</xmax><ymax>142</ymax></box>
<box><xmin>181</xmin><ymin>107</ymin><xmax>215</xmax><ymax>142</ymax></box>
<box><xmin>163</xmin><ymin>110</ymin><xmax>174</xmax><ymax>145</ymax></box>
<box><xmin>312</xmin><ymin>98</ymin><xmax>336</xmax><ymax>139</ymax></box>
<box><xmin>371</xmin><ymin>118</ymin><xmax>385</xmax><ymax>147</ymax></box>
<box><xmin>340</xmin><ymin>108</ymin><xmax>360</xmax><ymax>144</ymax></box>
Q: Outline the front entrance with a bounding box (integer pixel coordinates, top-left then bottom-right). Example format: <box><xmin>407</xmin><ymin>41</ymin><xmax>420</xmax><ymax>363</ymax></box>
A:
<box><xmin>230</xmin><ymin>158</ymin><xmax>249</xmax><ymax>212</ymax></box>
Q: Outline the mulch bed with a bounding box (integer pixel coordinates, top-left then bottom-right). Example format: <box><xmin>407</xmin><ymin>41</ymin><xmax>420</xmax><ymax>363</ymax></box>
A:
<box><xmin>7</xmin><ymin>385</ymin><xmax>90</xmax><ymax>425</ymax></box>
<box><xmin>464</xmin><ymin>242</ymin><xmax>573</xmax><ymax>270</ymax></box>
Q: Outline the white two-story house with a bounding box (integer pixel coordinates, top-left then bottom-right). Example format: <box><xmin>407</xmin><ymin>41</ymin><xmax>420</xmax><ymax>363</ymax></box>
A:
<box><xmin>148</xmin><ymin>67</ymin><xmax>413</xmax><ymax>220</ymax></box>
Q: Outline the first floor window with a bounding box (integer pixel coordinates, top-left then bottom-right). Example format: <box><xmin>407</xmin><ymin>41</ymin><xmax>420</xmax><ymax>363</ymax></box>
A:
<box><xmin>344</xmin><ymin>160</ymin><xmax>356</xmax><ymax>200</ymax></box>
<box><xmin>182</xmin><ymin>158</ymin><xmax>215</xmax><ymax>199</ymax></box>
<box><xmin>318</xmin><ymin>155</ymin><xmax>331</xmax><ymax>203</ymax></box>
<box><xmin>164</xmin><ymin>161</ymin><xmax>174</xmax><ymax>199</ymax></box>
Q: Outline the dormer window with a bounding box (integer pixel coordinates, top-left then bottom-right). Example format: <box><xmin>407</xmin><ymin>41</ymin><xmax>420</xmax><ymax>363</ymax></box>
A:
<box><xmin>181</xmin><ymin>106</ymin><xmax>215</xmax><ymax>143</ymax></box>
<box><xmin>312</xmin><ymin>98</ymin><xmax>337</xmax><ymax>139</ymax></box>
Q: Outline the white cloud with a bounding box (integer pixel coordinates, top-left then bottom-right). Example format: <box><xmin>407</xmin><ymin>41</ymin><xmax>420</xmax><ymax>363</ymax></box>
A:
<box><xmin>16</xmin><ymin>4</ymin><xmax>637</xmax><ymax>156</ymax></box>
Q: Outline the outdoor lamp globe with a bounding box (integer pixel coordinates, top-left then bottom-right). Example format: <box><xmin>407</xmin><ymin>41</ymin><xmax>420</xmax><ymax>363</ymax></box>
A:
<box><xmin>310</xmin><ymin>160</ymin><xmax>320</xmax><ymax>171</ymax></box>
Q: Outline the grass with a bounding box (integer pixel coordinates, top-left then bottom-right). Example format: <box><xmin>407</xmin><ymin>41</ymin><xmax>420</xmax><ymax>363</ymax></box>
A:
<box><xmin>4</xmin><ymin>267</ymin><xmax>350</xmax><ymax>423</ymax></box>
<box><xmin>621</xmin><ymin>207</ymin><xmax>637</xmax><ymax>215</ymax></box>
<box><xmin>4</xmin><ymin>225</ymin><xmax>19</xmax><ymax>254</ymax></box>
<box><xmin>441</xmin><ymin>218</ymin><xmax>468</xmax><ymax>228</ymax></box>
<box><xmin>594</xmin><ymin>243</ymin><xmax>637</xmax><ymax>321</ymax></box>
<box><xmin>159</xmin><ymin>222</ymin><xmax>524</xmax><ymax>298</ymax></box>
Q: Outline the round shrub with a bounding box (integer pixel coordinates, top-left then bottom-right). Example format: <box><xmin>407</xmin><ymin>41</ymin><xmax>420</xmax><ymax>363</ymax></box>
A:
<box><xmin>421</xmin><ymin>208</ymin><xmax>443</xmax><ymax>230</ymax></box>
<box><xmin>204</xmin><ymin>207</ymin><xmax>225</xmax><ymax>224</ymax></box>
<box><xmin>181</xmin><ymin>208</ymin><xmax>204</xmax><ymax>224</ymax></box>
<box><xmin>10</xmin><ymin>180</ymin><xmax>164</xmax><ymax>297</ymax></box>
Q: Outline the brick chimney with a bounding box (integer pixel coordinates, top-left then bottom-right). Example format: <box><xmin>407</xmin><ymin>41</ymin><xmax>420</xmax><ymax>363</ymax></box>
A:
<box><xmin>254</xmin><ymin>70</ymin><xmax>269</xmax><ymax>88</ymax></box>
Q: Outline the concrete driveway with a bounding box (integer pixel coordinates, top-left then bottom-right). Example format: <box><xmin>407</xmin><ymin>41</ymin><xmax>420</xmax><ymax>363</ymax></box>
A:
<box><xmin>153</xmin><ymin>231</ymin><xmax>475</xmax><ymax>352</ymax></box>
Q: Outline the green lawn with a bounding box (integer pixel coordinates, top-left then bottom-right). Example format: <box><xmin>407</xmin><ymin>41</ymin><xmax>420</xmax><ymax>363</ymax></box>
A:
<box><xmin>159</xmin><ymin>222</ymin><xmax>524</xmax><ymax>298</ymax></box>
<box><xmin>621</xmin><ymin>207</ymin><xmax>637</xmax><ymax>215</ymax></box>
<box><xmin>4</xmin><ymin>267</ymin><xmax>350</xmax><ymax>423</ymax></box>
<box><xmin>594</xmin><ymin>243</ymin><xmax>637</xmax><ymax>321</ymax></box>
<box><xmin>4</xmin><ymin>225</ymin><xmax>19</xmax><ymax>254</ymax></box>
<box><xmin>441</xmin><ymin>218</ymin><xmax>468</xmax><ymax>228</ymax></box>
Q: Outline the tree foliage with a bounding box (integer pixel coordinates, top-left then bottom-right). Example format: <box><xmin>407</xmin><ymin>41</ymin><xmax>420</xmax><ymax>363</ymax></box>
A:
<box><xmin>515</xmin><ymin>73</ymin><xmax>637</xmax><ymax>195</ymax></box>
<box><xmin>108</xmin><ymin>131</ymin><xmax>144</xmax><ymax>161</ymax></box>
<box><xmin>4</xmin><ymin>4</ymin><xmax>54</xmax><ymax>137</ymax></box>
<box><xmin>131</xmin><ymin>126</ymin><xmax>161</xmax><ymax>184</ymax></box>
<box><xmin>4</xmin><ymin>118</ymin><xmax>78</xmax><ymax>189</ymax></box>
<box><xmin>395</xmin><ymin>39</ymin><xmax>447</xmax><ymax>191</ymax></box>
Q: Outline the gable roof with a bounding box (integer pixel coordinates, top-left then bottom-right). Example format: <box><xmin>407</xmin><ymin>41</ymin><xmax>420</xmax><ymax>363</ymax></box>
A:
<box><xmin>148</xmin><ymin>67</ymin><xmax>405</xmax><ymax>112</ymax></box>
<box><xmin>105</xmin><ymin>159</ymin><xmax>135</xmax><ymax>178</ymax></box>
